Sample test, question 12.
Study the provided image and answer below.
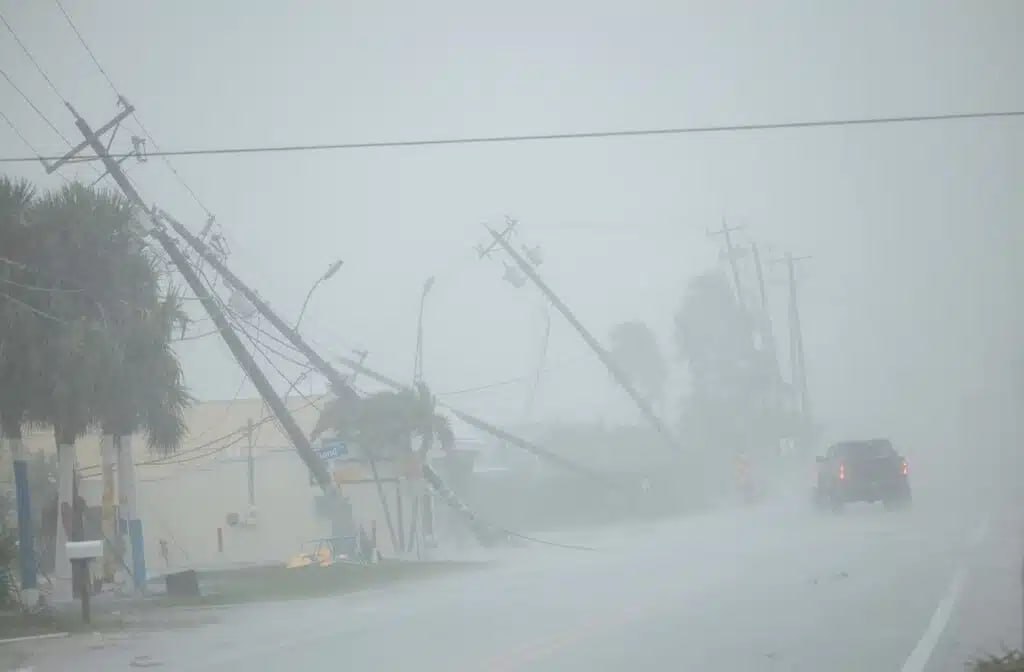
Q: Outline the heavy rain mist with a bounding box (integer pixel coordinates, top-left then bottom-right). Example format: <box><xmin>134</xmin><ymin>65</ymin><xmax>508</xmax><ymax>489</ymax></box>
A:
<box><xmin>0</xmin><ymin>2</ymin><xmax>1021</xmax><ymax>671</ymax></box>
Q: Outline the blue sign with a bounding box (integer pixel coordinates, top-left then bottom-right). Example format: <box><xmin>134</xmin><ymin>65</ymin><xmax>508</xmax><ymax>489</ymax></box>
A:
<box><xmin>315</xmin><ymin>438</ymin><xmax>348</xmax><ymax>461</ymax></box>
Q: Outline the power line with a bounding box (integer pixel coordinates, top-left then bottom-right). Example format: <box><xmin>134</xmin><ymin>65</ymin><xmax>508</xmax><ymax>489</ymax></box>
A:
<box><xmin>51</xmin><ymin>0</ymin><xmax>116</xmax><ymax>96</ymax></box>
<box><xmin>78</xmin><ymin>393</ymin><xmax>325</xmax><ymax>475</ymax></box>
<box><xmin>2</xmin><ymin>109</ymin><xmax>1022</xmax><ymax>165</ymax></box>
<box><xmin>0</xmin><ymin>107</ymin><xmax>72</xmax><ymax>185</ymax></box>
<box><xmin>0</xmin><ymin>66</ymin><xmax>74</xmax><ymax>147</ymax></box>
<box><xmin>52</xmin><ymin>0</ymin><xmax>215</xmax><ymax>218</ymax></box>
<box><xmin>438</xmin><ymin>376</ymin><xmax>528</xmax><ymax>397</ymax></box>
<box><xmin>0</xmin><ymin>10</ymin><xmax>66</xmax><ymax>102</ymax></box>
<box><xmin>0</xmin><ymin>108</ymin><xmax>41</xmax><ymax>155</ymax></box>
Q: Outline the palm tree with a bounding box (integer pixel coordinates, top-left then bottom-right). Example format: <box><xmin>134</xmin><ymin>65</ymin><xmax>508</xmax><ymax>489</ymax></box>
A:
<box><xmin>313</xmin><ymin>382</ymin><xmax>453</xmax><ymax>459</ymax></box>
<box><xmin>311</xmin><ymin>381</ymin><xmax>455</xmax><ymax>554</ymax></box>
<box><xmin>95</xmin><ymin>288</ymin><xmax>191</xmax><ymax>583</ymax></box>
<box><xmin>29</xmin><ymin>183</ymin><xmax>190</xmax><ymax>591</ymax></box>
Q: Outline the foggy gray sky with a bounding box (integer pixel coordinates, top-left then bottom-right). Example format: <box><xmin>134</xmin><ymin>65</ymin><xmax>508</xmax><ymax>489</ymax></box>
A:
<box><xmin>2</xmin><ymin>1</ymin><xmax>1021</xmax><ymax>450</ymax></box>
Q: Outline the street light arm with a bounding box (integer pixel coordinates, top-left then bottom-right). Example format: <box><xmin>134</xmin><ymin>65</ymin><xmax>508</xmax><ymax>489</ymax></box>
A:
<box><xmin>294</xmin><ymin>259</ymin><xmax>344</xmax><ymax>332</ymax></box>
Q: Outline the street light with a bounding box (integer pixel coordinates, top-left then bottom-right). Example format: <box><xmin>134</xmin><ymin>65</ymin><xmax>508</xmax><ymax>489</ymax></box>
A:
<box><xmin>413</xmin><ymin>276</ymin><xmax>435</xmax><ymax>383</ymax></box>
<box><xmin>295</xmin><ymin>259</ymin><xmax>343</xmax><ymax>332</ymax></box>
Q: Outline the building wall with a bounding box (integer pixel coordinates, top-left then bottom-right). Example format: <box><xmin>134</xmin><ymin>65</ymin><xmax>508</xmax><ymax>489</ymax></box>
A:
<box><xmin>11</xmin><ymin>397</ymin><xmax>440</xmax><ymax>575</ymax></box>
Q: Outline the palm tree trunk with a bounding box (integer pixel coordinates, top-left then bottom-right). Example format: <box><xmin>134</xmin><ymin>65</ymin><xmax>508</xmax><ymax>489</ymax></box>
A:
<box><xmin>54</xmin><ymin>431</ymin><xmax>76</xmax><ymax>600</ymax></box>
<box><xmin>100</xmin><ymin>433</ymin><xmax>117</xmax><ymax>582</ymax></box>
<box><xmin>116</xmin><ymin>434</ymin><xmax>146</xmax><ymax>591</ymax></box>
<box><xmin>3</xmin><ymin>425</ymin><xmax>37</xmax><ymax>598</ymax></box>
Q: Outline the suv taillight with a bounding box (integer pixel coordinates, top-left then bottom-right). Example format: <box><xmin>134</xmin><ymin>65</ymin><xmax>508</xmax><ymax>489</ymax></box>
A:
<box><xmin>839</xmin><ymin>462</ymin><xmax>846</xmax><ymax>481</ymax></box>
<box><xmin>901</xmin><ymin>460</ymin><xmax>908</xmax><ymax>476</ymax></box>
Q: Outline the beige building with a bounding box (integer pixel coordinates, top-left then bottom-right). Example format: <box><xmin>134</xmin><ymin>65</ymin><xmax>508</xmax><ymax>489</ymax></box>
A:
<box><xmin>10</xmin><ymin>396</ymin><xmax>471</xmax><ymax>576</ymax></box>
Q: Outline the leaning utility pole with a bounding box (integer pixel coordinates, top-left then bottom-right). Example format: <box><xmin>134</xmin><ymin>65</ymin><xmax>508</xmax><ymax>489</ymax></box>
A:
<box><xmin>775</xmin><ymin>252</ymin><xmax>812</xmax><ymax>445</ymax></box>
<box><xmin>487</xmin><ymin>227</ymin><xmax>679</xmax><ymax>453</ymax></box>
<box><xmin>708</xmin><ymin>219</ymin><xmax>748</xmax><ymax>310</ymax></box>
<box><xmin>56</xmin><ymin>104</ymin><xmax>337</xmax><ymax>497</ymax></box>
<box><xmin>144</xmin><ymin>212</ymin><xmax>623</xmax><ymax>489</ymax></box>
<box><xmin>751</xmin><ymin>242</ymin><xmax>783</xmax><ymax>385</ymax></box>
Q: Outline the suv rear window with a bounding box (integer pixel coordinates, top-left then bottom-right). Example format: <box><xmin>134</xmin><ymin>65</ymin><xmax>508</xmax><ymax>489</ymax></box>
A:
<box><xmin>832</xmin><ymin>440</ymin><xmax>895</xmax><ymax>459</ymax></box>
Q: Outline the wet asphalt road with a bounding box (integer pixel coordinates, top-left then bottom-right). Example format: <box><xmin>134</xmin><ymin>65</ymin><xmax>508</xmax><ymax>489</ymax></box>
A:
<box><xmin>9</xmin><ymin>477</ymin><xmax>1022</xmax><ymax>672</ymax></box>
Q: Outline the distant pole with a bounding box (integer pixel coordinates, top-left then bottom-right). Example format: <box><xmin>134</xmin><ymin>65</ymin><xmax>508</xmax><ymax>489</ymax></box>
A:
<box><xmin>785</xmin><ymin>253</ymin><xmax>811</xmax><ymax>422</ymax></box>
<box><xmin>708</xmin><ymin>219</ymin><xmax>748</xmax><ymax>310</ymax></box>
<box><xmin>246</xmin><ymin>419</ymin><xmax>255</xmax><ymax>507</ymax></box>
<box><xmin>774</xmin><ymin>252</ymin><xmax>812</xmax><ymax>448</ymax></box>
<box><xmin>751</xmin><ymin>243</ymin><xmax>769</xmax><ymax>314</ymax></box>
<box><xmin>488</xmin><ymin>226</ymin><xmax>679</xmax><ymax>453</ymax></box>
<box><xmin>751</xmin><ymin>243</ymin><xmax>784</xmax><ymax>450</ymax></box>
<box><xmin>413</xmin><ymin>276</ymin><xmax>435</xmax><ymax>383</ymax></box>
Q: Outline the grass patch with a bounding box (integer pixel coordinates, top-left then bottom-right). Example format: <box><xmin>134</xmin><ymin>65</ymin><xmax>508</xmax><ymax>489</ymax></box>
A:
<box><xmin>0</xmin><ymin>610</ymin><xmax>60</xmax><ymax>640</ymax></box>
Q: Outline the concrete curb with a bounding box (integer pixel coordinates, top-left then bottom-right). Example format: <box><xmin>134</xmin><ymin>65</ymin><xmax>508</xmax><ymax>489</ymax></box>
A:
<box><xmin>0</xmin><ymin>632</ymin><xmax>70</xmax><ymax>645</ymax></box>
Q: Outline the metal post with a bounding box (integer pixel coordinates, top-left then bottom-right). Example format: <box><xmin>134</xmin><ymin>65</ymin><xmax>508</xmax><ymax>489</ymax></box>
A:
<box><xmin>73</xmin><ymin>559</ymin><xmax>90</xmax><ymax>624</ymax></box>
<box><xmin>395</xmin><ymin>480</ymin><xmax>405</xmax><ymax>556</ymax></box>
<box><xmin>8</xmin><ymin>437</ymin><xmax>36</xmax><ymax>594</ymax></box>
<box><xmin>246</xmin><ymin>419</ymin><xmax>255</xmax><ymax>507</ymax></box>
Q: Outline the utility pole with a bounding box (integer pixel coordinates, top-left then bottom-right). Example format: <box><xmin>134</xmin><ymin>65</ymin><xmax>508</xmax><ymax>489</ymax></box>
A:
<box><xmin>751</xmin><ymin>243</ymin><xmax>770</xmax><ymax>316</ymax></box>
<box><xmin>246</xmin><ymin>419</ymin><xmax>255</xmax><ymax>508</ymax></box>
<box><xmin>487</xmin><ymin>227</ymin><xmax>679</xmax><ymax>453</ymax></box>
<box><xmin>128</xmin><ymin>200</ymin><xmax>617</xmax><ymax>491</ymax></box>
<box><xmin>413</xmin><ymin>276</ymin><xmax>435</xmax><ymax>383</ymax></box>
<box><xmin>146</xmin><ymin>214</ymin><xmax>623</xmax><ymax>489</ymax></box>
<box><xmin>57</xmin><ymin>105</ymin><xmax>338</xmax><ymax>499</ymax></box>
<box><xmin>708</xmin><ymin>219</ymin><xmax>748</xmax><ymax>310</ymax></box>
<box><xmin>774</xmin><ymin>252</ymin><xmax>812</xmax><ymax>447</ymax></box>
<box><xmin>751</xmin><ymin>242</ymin><xmax>783</xmax><ymax>388</ymax></box>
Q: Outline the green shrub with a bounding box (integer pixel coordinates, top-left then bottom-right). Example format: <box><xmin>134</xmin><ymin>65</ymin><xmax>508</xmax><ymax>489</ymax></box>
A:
<box><xmin>0</xmin><ymin>529</ymin><xmax>17</xmax><ymax>607</ymax></box>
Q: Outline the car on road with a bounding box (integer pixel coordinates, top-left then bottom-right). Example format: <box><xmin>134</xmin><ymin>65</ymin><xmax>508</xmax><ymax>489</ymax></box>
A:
<box><xmin>814</xmin><ymin>438</ymin><xmax>911</xmax><ymax>512</ymax></box>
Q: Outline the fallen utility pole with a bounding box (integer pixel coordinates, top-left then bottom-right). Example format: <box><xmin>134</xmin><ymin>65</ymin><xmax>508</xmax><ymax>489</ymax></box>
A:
<box><xmin>143</xmin><ymin>212</ymin><xmax>623</xmax><ymax>489</ymax></box>
<box><xmin>62</xmin><ymin>105</ymin><xmax>335</xmax><ymax>494</ymax></box>
<box><xmin>488</xmin><ymin>227</ymin><xmax>679</xmax><ymax>453</ymax></box>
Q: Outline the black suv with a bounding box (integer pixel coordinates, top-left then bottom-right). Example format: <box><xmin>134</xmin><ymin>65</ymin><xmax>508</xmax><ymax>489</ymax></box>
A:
<box><xmin>814</xmin><ymin>439</ymin><xmax>911</xmax><ymax>512</ymax></box>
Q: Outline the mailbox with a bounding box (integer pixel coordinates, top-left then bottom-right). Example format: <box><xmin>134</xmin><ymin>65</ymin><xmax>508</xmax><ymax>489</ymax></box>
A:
<box><xmin>66</xmin><ymin>540</ymin><xmax>103</xmax><ymax>561</ymax></box>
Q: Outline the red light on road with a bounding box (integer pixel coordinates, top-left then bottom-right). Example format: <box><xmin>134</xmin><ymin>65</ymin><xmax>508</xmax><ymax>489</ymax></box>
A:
<box><xmin>839</xmin><ymin>463</ymin><xmax>846</xmax><ymax>481</ymax></box>
<box><xmin>902</xmin><ymin>460</ymin><xmax>908</xmax><ymax>476</ymax></box>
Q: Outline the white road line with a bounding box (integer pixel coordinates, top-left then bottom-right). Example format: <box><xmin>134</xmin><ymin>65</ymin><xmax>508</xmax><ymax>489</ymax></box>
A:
<box><xmin>900</xmin><ymin>513</ymin><xmax>993</xmax><ymax>672</ymax></box>
<box><xmin>900</xmin><ymin>566</ymin><xmax>968</xmax><ymax>672</ymax></box>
